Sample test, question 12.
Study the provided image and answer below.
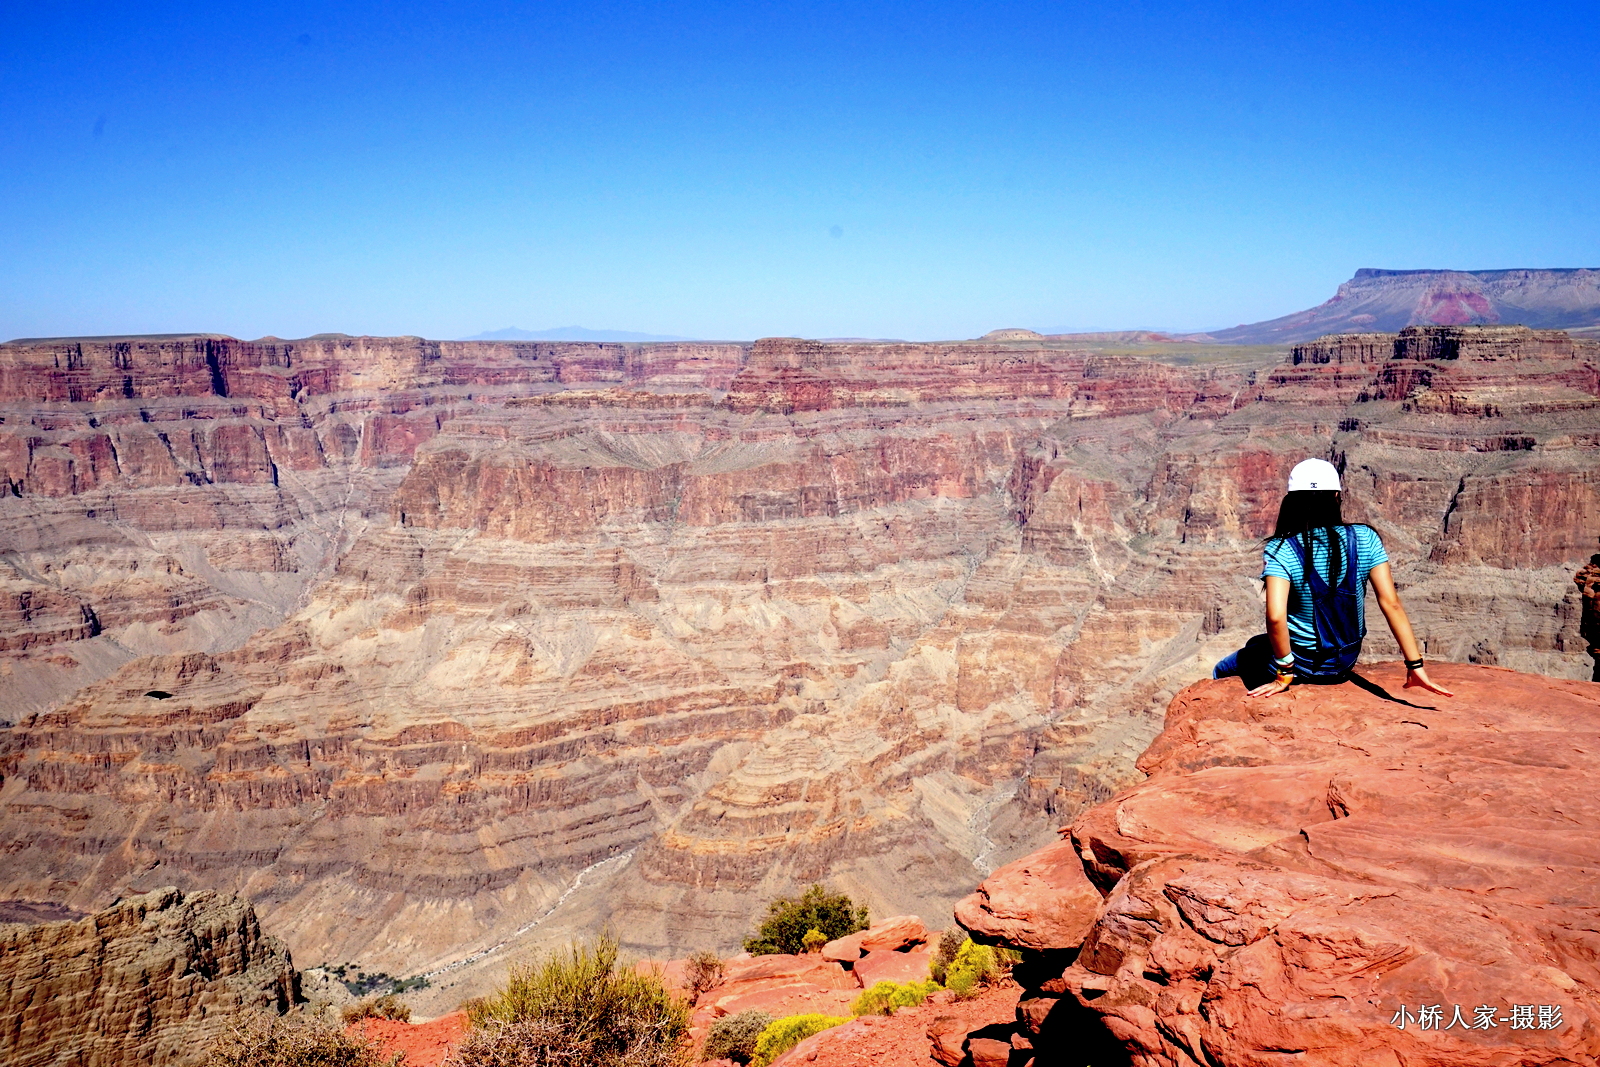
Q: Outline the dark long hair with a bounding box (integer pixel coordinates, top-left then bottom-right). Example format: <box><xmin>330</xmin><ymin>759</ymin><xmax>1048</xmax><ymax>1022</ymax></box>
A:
<box><xmin>1268</xmin><ymin>490</ymin><xmax>1346</xmax><ymax>584</ymax></box>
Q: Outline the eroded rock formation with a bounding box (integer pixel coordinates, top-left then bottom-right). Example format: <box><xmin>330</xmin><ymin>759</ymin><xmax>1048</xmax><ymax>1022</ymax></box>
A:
<box><xmin>0</xmin><ymin>886</ymin><xmax>296</xmax><ymax>1067</ymax></box>
<box><xmin>1</xmin><ymin>326</ymin><xmax>1596</xmax><ymax>1001</ymax></box>
<box><xmin>960</xmin><ymin>663</ymin><xmax>1600</xmax><ymax>1067</ymax></box>
<box><xmin>1211</xmin><ymin>268</ymin><xmax>1600</xmax><ymax>343</ymax></box>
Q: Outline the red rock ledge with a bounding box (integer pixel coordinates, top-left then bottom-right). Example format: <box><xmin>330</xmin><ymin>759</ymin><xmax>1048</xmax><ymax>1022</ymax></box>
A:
<box><xmin>958</xmin><ymin>662</ymin><xmax>1600</xmax><ymax>1067</ymax></box>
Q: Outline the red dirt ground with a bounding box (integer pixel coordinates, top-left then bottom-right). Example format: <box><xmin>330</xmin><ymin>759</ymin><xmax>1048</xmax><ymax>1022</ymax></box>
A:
<box><xmin>349</xmin><ymin>1011</ymin><xmax>468</xmax><ymax>1067</ymax></box>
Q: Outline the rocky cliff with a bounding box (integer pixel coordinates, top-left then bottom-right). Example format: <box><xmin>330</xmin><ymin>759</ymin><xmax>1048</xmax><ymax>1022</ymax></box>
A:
<box><xmin>0</xmin><ymin>325</ymin><xmax>1596</xmax><ymax>1008</ymax></box>
<box><xmin>0</xmin><ymin>886</ymin><xmax>296</xmax><ymax>1067</ymax></box>
<box><xmin>1211</xmin><ymin>268</ymin><xmax>1600</xmax><ymax>343</ymax></box>
<box><xmin>958</xmin><ymin>663</ymin><xmax>1600</xmax><ymax>1066</ymax></box>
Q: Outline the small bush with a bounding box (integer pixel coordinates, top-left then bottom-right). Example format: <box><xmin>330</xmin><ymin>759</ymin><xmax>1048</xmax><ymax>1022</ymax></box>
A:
<box><xmin>454</xmin><ymin>935</ymin><xmax>689</xmax><ymax>1067</ymax></box>
<box><xmin>203</xmin><ymin>1010</ymin><xmax>396</xmax><ymax>1067</ymax></box>
<box><xmin>929</xmin><ymin>929</ymin><xmax>965</xmax><ymax>985</ymax></box>
<box><xmin>342</xmin><ymin>995</ymin><xmax>411</xmax><ymax>1024</ymax></box>
<box><xmin>750</xmin><ymin>1015</ymin><xmax>847</xmax><ymax>1067</ymax></box>
<box><xmin>684</xmin><ymin>950</ymin><xmax>725</xmax><ymax>997</ymax></box>
<box><xmin>944</xmin><ymin>940</ymin><xmax>997</xmax><ymax>998</ymax></box>
<box><xmin>702</xmin><ymin>1010</ymin><xmax>775</xmax><ymax>1065</ymax></box>
<box><xmin>850</xmin><ymin>979</ymin><xmax>939</xmax><ymax>1017</ymax></box>
<box><xmin>799</xmin><ymin>928</ymin><xmax>828</xmax><ymax>955</ymax></box>
<box><xmin>743</xmin><ymin>885</ymin><xmax>868</xmax><ymax>956</ymax></box>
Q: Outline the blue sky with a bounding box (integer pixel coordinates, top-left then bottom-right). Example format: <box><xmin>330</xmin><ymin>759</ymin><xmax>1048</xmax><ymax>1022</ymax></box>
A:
<box><xmin>2</xmin><ymin>1</ymin><xmax>1596</xmax><ymax>341</ymax></box>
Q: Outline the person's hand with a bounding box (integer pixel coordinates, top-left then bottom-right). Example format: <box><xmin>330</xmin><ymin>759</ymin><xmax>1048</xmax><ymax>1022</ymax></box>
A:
<box><xmin>1248</xmin><ymin>673</ymin><xmax>1294</xmax><ymax>698</ymax></box>
<box><xmin>1404</xmin><ymin>666</ymin><xmax>1453</xmax><ymax>697</ymax></box>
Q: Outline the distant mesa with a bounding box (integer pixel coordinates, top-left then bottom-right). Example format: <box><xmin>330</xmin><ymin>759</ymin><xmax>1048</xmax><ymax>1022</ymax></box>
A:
<box><xmin>979</xmin><ymin>328</ymin><xmax>1045</xmax><ymax>341</ymax></box>
<box><xmin>464</xmin><ymin>325</ymin><xmax>689</xmax><ymax>342</ymax></box>
<box><xmin>1210</xmin><ymin>267</ymin><xmax>1600</xmax><ymax>344</ymax></box>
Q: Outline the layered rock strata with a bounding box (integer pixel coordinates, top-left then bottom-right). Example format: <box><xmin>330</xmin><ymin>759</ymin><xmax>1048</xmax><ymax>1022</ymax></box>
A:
<box><xmin>959</xmin><ymin>663</ymin><xmax>1600</xmax><ymax>1067</ymax></box>
<box><xmin>1</xmin><ymin>326</ymin><xmax>1596</xmax><ymax>999</ymax></box>
<box><xmin>0</xmin><ymin>886</ymin><xmax>297</xmax><ymax>1067</ymax></box>
<box><xmin>1212</xmin><ymin>268</ymin><xmax>1600</xmax><ymax>343</ymax></box>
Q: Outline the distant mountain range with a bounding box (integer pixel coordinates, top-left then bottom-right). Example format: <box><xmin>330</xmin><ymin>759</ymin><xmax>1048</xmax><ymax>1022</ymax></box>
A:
<box><xmin>1205</xmin><ymin>268</ymin><xmax>1600</xmax><ymax>344</ymax></box>
<box><xmin>463</xmin><ymin>326</ymin><xmax>688</xmax><ymax>342</ymax></box>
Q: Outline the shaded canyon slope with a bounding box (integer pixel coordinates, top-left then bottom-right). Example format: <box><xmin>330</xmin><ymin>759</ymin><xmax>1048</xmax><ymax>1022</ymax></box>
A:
<box><xmin>1211</xmin><ymin>268</ymin><xmax>1600</xmax><ymax>344</ymax></box>
<box><xmin>958</xmin><ymin>663</ymin><xmax>1600</xmax><ymax>1067</ymax></box>
<box><xmin>0</xmin><ymin>326</ymin><xmax>1596</xmax><ymax>1000</ymax></box>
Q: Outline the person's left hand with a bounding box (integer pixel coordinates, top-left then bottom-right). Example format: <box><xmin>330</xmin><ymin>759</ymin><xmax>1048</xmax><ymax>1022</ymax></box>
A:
<box><xmin>1248</xmin><ymin>674</ymin><xmax>1294</xmax><ymax>698</ymax></box>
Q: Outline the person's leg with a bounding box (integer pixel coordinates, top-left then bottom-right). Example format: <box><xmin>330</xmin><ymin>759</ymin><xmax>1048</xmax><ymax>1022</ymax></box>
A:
<box><xmin>1212</xmin><ymin>648</ymin><xmax>1242</xmax><ymax>679</ymax></box>
<box><xmin>1215</xmin><ymin>634</ymin><xmax>1277</xmax><ymax>689</ymax></box>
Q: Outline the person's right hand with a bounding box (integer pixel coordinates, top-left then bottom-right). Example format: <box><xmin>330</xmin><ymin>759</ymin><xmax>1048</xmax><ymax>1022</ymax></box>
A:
<box><xmin>1404</xmin><ymin>666</ymin><xmax>1453</xmax><ymax>697</ymax></box>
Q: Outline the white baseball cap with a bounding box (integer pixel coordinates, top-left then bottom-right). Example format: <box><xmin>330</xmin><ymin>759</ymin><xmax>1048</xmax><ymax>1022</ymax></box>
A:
<box><xmin>1287</xmin><ymin>458</ymin><xmax>1341</xmax><ymax>493</ymax></box>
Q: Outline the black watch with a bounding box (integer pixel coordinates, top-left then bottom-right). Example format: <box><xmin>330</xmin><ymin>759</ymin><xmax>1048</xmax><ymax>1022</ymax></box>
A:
<box><xmin>1404</xmin><ymin>658</ymin><xmax>1424</xmax><ymax>671</ymax></box>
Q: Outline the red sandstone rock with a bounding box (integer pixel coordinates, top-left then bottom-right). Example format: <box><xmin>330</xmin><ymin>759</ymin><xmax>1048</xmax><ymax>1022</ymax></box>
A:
<box><xmin>719</xmin><ymin>954</ymin><xmax>854</xmax><ymax>988</ymax></box>
<box><xmin>764</xmin><ymin>984</ymin><xmax>1022</xmax><ymax>1067</ymax></box>
<box><xmin>954</xmin><ymin>839</ymin><xmax>1101</xmax><ymax>951</ymax></box>
<box><xmin>984</xmin><ymin>664</ymin><xmax>1600</xmax><ymax>1067</ymax></box>
<box><xmin>822</xmin><ymin>915</ymin><xmax>928</xmax><ymax>961</ymax></box>
<box><xmin>964</xmin><ymin>1032</ymin><xmax>1012</xmax><ymax>1067</ymax></box>
<box><xmin>927</xmin><ymin>1015</ymin><xmax>966</xmax><ymax>1066</ymax></box>
<box><xmin>853</xmin><ymin>948</ymin><xmax>933</xmax><ymax>988</ymax></box>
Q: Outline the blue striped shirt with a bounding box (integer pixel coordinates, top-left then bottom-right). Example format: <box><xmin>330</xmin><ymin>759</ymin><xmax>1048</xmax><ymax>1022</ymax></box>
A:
<box><xmin>1262</xmin><ymin>525</ymin><xmax>1389</xmax><ymax>649</ymax></box>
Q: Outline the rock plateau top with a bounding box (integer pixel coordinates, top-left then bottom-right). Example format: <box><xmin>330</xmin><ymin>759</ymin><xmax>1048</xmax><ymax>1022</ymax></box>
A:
<box><xmin>1212</xmin><ymin>268</ymin><xmax>1600</xmax><ymax>343</ymax></box>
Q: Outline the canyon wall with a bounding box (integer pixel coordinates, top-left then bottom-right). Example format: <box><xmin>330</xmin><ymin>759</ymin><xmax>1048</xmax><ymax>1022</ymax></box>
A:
<box><xmin>0</xmin><ymin>886</ymin><xmax>296</xmax><ymax>1067</ymax></box>
<box><xmin>0</xmin><ymin>325</ymin><xmax>1596</xmax><ymax>1006</ymax></box>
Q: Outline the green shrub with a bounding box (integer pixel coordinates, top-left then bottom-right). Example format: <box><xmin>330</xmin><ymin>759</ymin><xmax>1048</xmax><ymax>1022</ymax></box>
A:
<box><xmin>341</xmin><ymin>995</ymin><xmax>411</xmax><ymax>1024</ymax></box>
<box><xmin>850</xmin><ymin>979</ymin><xmax>939</xmax><ymax>1017</ymax></box>
<box><xmin>203</xmin><ymin>1010</ymin><xmax>396</xmax><ymax>1067</ymax></box>
<box><xmin>929</xmin><ymin>929</ymin><xmax>965</xmax><ymax>985</ymax></box>
<box><xmin>702</xmin><ymin>1010</ymin><xmax>775</xmax><ymax>1065</ymax></box>
<box><xmin>742</xmin><ymin>885</ymin><xmax>868</xmax><ymax>956</ymax></box>
<box><xmin>684</xmin><ymin>950</ymin><xmax>725</xmax><ymax>997</ymax></box>
<box><xmin>800</xmin><ymin>928</ymin><xmax>828</xmax><ymax>955</ymax></box>
<box><xmin>944</xmin><ymin>939</ymin><xmax>997</xmax><ymax>998</ymax></box>
<box><xmin>750</xmin><ymin>1015</ymin><xmax>847</xmax><ymax>1067</ymax></box>
<box><xmin>456</xmin><ymin>935</ymin><xmax>689</xmax><ymax>1067</ymax></box>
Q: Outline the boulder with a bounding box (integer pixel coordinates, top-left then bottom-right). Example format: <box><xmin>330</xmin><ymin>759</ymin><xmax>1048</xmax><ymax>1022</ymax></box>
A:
<box><xmin>822</xmin><ymin>915</ymin><xmax>929</xmax><ymax>962</ymax></box>
<box><xmin>963</xmin><ymin>1023</ymin><xmax>1018</xmax><ymax>1067</ymax></box>
<box><xmin>927</xmin><ymin>1015</ymin><xmax>966</xmax><ymax>1067</ymax></box>
<box><xmin>954</xmin><ymin>839</ymin><xmax>1102</xmax><ymax>951</ymax></box>
<box><xmin>720</xmin><ymin>953</ymin><xmax>853</xmax><ymax>989</ymax></box>
<box><xmin>852</xmin><ymin>947</ymin><xmax>932</xmax><ymax>989</ymax></box>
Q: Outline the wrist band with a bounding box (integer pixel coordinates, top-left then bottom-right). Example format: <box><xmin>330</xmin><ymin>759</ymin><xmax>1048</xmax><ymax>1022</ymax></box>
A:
<box><xmin>1404</xmin><ymin>658</ymin><xmax>1424</xmax><ymax>671</ymax></box>
<box><xmin>1271</xmin><ymin>652</ymin><xmax>1295</xmax><ymax>670</ymax></box>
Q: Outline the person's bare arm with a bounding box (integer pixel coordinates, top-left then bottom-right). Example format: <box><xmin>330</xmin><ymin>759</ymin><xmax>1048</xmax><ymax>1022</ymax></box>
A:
<box><xmin>1248</xmin><ymin>576</ymin><xmax>1295</xmax><ymax>697</ymax></box>
<box><xmin>1368</xmin><ymin>562</ymin><xmax>1453</xmax><ymax>696</ymax></box>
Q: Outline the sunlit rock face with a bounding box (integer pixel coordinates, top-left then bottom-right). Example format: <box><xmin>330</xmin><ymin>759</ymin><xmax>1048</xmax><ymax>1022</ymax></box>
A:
<box><xmin>1209</xmin><ymin>267</ymin><xmax>1600</xmax><ymax>343</ymax></box>
<box><xmin>962</xmin><ymin>664</ymin><xmax>1600</xmax><ymax>1067</ymax></box>
<box><xmin>0</xmin><ymin>326</ymin><xmax>1595</xmax><ymax>997</ymax></box>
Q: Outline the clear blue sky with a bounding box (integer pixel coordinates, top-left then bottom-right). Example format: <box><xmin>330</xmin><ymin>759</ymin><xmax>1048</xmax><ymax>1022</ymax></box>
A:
<box><xmin>3</xmin><ymin>1</ymin><xmax>1596</xmax><ymax>341</ymax></box>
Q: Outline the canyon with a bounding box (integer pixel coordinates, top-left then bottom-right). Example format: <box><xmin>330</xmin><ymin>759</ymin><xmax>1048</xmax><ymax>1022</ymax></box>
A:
<box><xmin>0</xmin><ymin>324</ymin><xmax>1596</xmax><ymax>1016</ymax></box>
